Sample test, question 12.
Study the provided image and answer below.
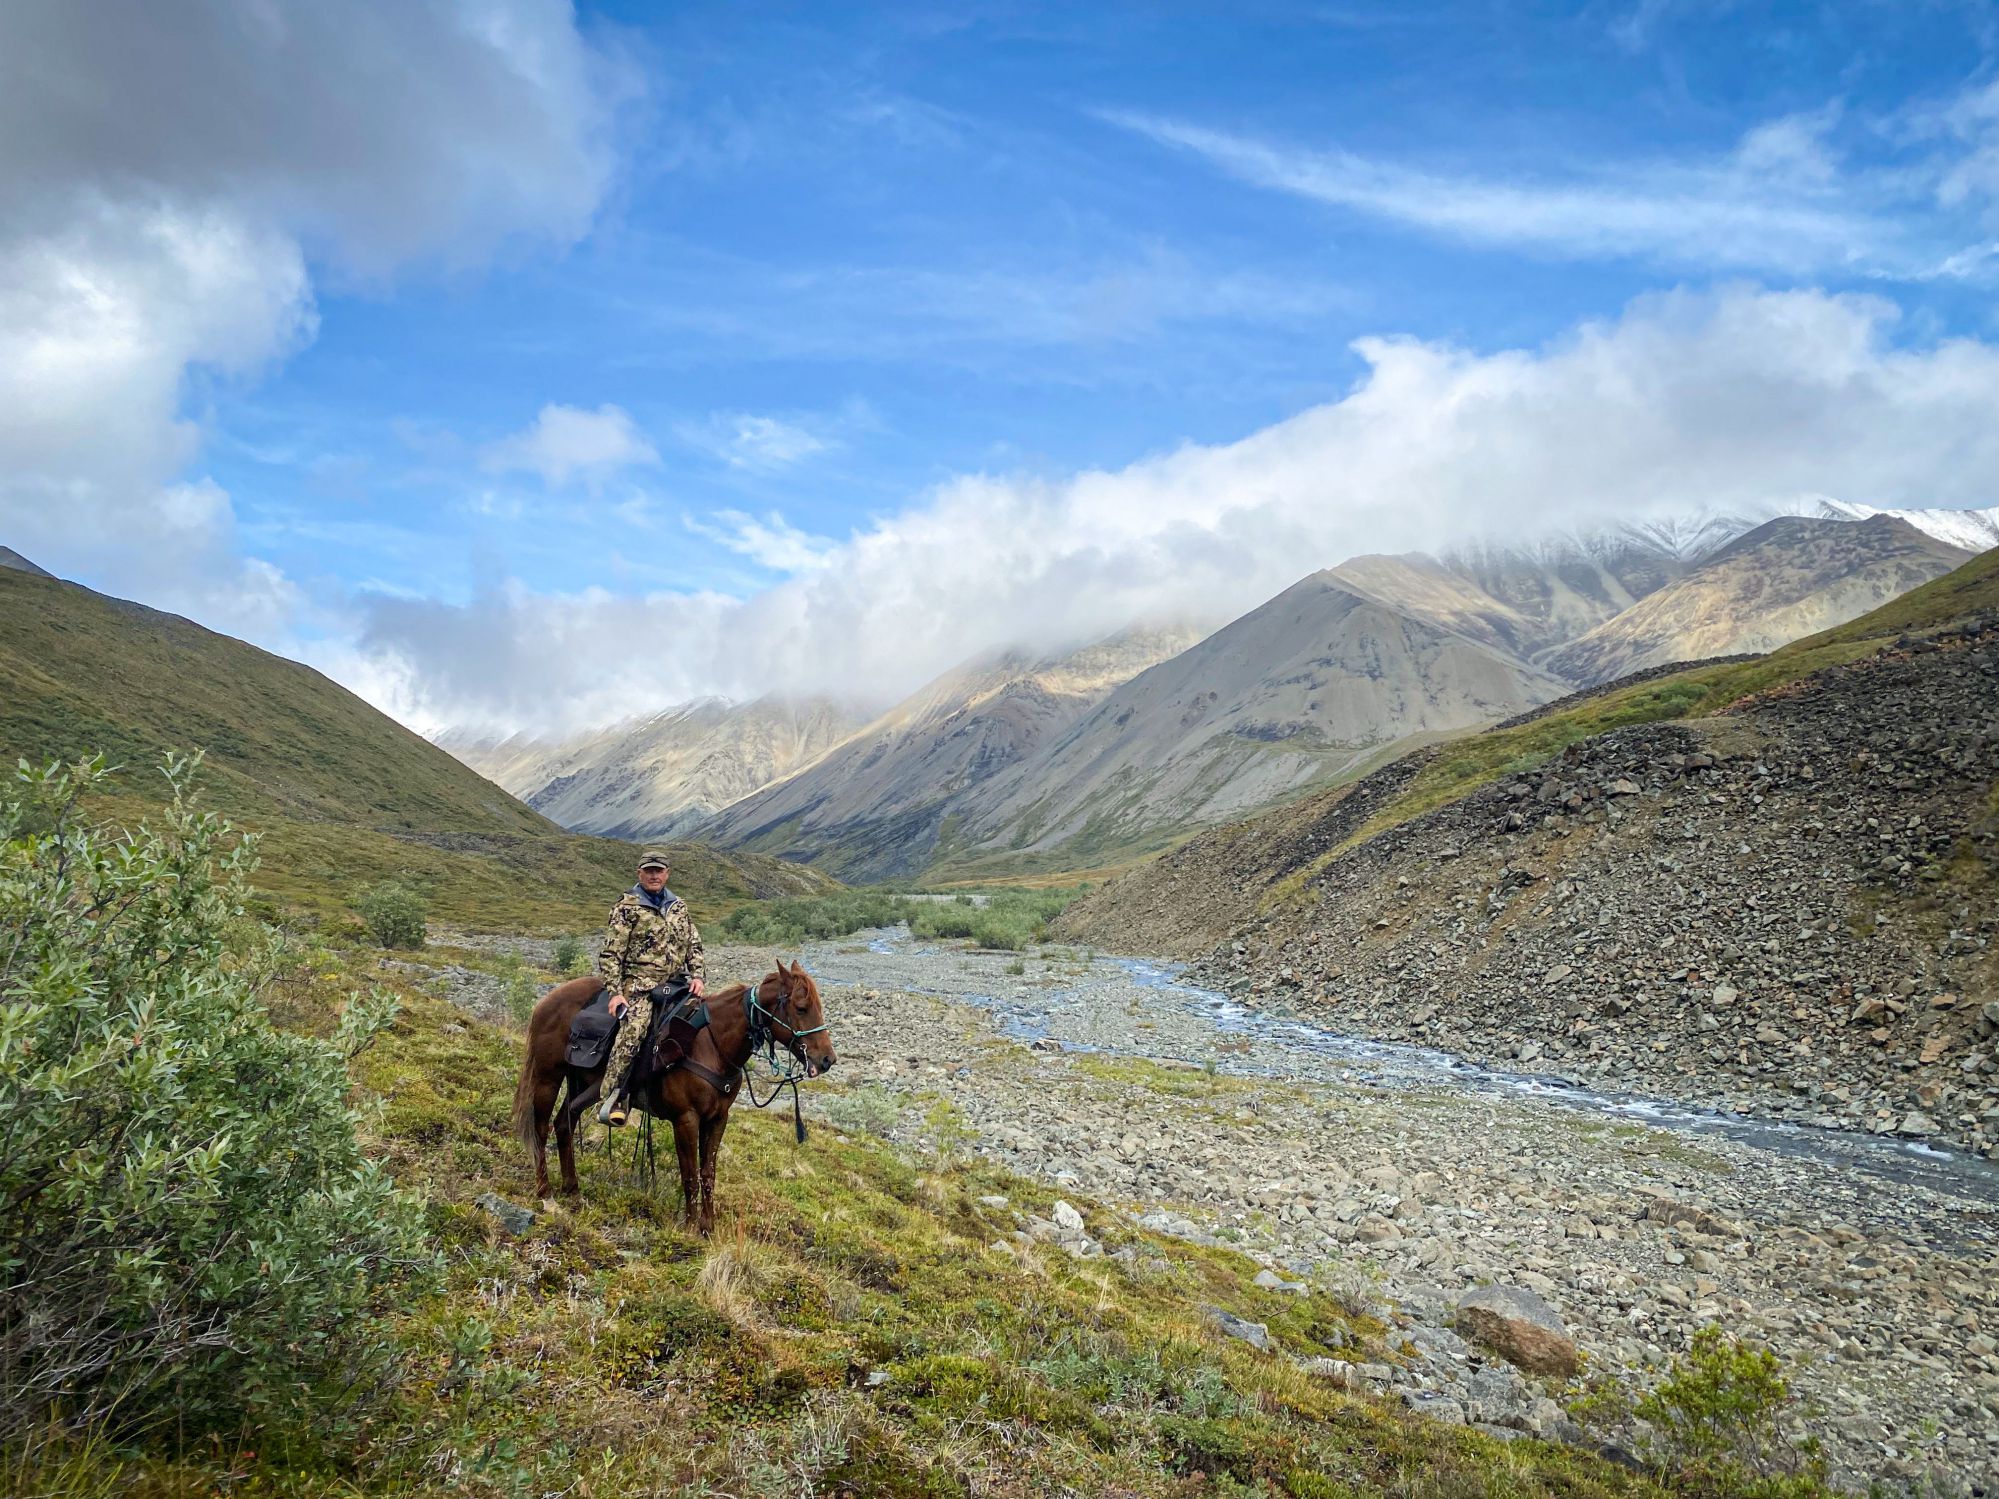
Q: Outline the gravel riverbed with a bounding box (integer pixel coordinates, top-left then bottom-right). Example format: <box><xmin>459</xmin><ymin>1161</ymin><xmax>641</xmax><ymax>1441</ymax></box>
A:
<box><xmin>430</xmin><ymin>925</ymin><xmax>1999</xmax><ymax>1493</ymax></box>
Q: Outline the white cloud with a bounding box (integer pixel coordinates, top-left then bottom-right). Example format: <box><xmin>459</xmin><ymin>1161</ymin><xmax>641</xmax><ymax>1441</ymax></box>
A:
<box><xmin>1103</xmin><ymin>109</ymin><xmax>1902</xmax><ymax>276</ymax></box>
<box><xmin>351</xmin><ymin>284</ymin><xmax>1999</xmax><ymax>734</ymax></box>
<box><xmin>726</xmin><ymin>415</ymin><xmax>830</xmax><ymax>470</ymax></box>
<box><xmin>685</xmin><ymin>510</ymin><xmax>837</xmax><ymax>572</ymax></box>
<box><xmin>0</xmin><ymin>0</ymin><xmax>626</xmax><ymax>636</ymax></box>
<box><xmin>0</xmin><ymin>0</ymin><xmax>628</xmax><ymax>278</ymax></box>
<box><xmin>483</xmin><ymin>403</ymin><xmax>660</xmax><ymax>487</ymax></box>
<box><xmin>1733</xmin><ymin>107</ymin><xmax>1842</xmax><ymax>186</ymax></box>
<box><xmin>1928</xmin><ymin>78</ymin><xmax>1999</xmax><ymax>213</ymax></box>
<box><xmin>677</xmin><ymin>412</ymin><xmax>831</xmax><ymax>471</ymax></box>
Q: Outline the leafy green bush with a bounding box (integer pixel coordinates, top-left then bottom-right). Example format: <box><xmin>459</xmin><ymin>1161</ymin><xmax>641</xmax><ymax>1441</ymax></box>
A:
<box><xmin>714</xmin><ymin>890</ymin><xmax>918</xmax><ymax>946</ymax></box>
<box><xmin>0</xmin><ymin>756</ymin><xmax>426</xmax><ymax>1444</ymax></box>
<box><xmin>551</xmin><ymin>933</ymin><xmax>586</xmax><ymax>974</ymax></box>
<box><xmin>718</xmin><ymin>884</ymin><xmax>1088</xmax><ymax>952</ymax></box>
<box><xmin>357</xmin><ymin>878</ymin><xmax>427</xmax><ymax>948</ymax></box>
<box><xmin>907</xmin><ymin>887</ymin><xmax>1085</xmax><ymax>949</ymax></box>
<box><xmin>1635</xmin><ymin>1327</ymin><xmax>1825</xmax><ymax>1496</ymax></box>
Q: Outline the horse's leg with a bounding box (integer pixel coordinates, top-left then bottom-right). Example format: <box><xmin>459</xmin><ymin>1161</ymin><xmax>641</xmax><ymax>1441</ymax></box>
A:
<box><xmin>698</xmin><ymin>1106</ymin><xmax>731</xmax><ymax>1236</ymax></box>
<box><xmin>557</xmin><ymin>1069</ymin><xmax>600</xmax><ymax>1197</ymax></box>
<box><xmin>670</xmin><ymin>1108</ymin><xmax>703</xmax><ymax>1232</ymax></box>
<box><xmin>530</xmin><ymin>1072</ymin><xmax>561</xmax><ymax>1199</ymax></box>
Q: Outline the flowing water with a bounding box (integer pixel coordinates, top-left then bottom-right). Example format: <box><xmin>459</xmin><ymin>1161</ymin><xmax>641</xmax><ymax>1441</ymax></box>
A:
<box><xmin>836</xmin><ymin>927</ymin><xmax>1999</xmax><ymax>1208</ymax></box>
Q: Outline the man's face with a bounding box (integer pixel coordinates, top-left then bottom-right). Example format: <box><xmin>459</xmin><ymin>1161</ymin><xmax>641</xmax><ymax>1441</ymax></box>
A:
<box><xmin>638</xmin><ymin>864</ymin><xmax>668</xmax><ymax>892</ymax></box>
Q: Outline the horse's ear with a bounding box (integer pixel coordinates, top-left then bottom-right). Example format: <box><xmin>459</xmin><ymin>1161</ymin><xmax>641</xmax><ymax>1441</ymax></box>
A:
<box><xmin>787</xmin><ymin>958</ymin><xmax>803</xmax><ymax>977</ymax></box>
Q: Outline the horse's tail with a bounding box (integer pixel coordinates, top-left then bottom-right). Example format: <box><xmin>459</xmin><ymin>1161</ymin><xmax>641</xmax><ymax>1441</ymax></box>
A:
<box><xmin>511</xmin><ymin>1020</ymin><xmax>544</xmax><ymax>1154</ymax></box>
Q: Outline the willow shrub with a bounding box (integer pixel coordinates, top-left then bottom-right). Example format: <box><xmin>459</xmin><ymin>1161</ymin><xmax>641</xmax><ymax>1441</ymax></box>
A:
<box><xmin>0</xmin><ymin>755</ymin><xmax>426</xmax><ymax>1446</ymax></box>
<box><xmin>357</xmin><ymin>877</ymin><xmax>427</xmax><ymax>948</ymax></box>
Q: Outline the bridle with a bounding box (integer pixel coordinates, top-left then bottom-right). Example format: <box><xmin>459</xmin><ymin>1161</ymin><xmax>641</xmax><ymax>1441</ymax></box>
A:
<box><xmin>741</xmin><ymin>968</ymin><xmax>830</xmax><ymax>1142</ymax></box>
<box><xmin>744</xmin><ymin>970</ymin><xmax>831</xmax><ymax>1065</ymax></box>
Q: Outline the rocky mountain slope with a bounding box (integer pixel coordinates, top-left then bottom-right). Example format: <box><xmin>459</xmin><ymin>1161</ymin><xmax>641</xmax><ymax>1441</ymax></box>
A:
<box><xmin>1545</xmin><ymin>515</ymin><xmax>1973</xmax><ymax>684</ymax></box>
<box><xmin>440</xmin><ymin>694</ymin><xmax>866</xmax><ymax>840</ymax></box>
<box><xmin>1058</xmin><ymin>549</ymin><xmax>1999</xmax><ymax>1156</ymax></box>
<box><xmin>0</xmin><ymin>544</ymin><xmax>50</xmax><ymax>576</ymax></box>
<box><xmin>705</xmin><ymin>504</ymin><xmax>1992</xmax><ymax>880</ymax></box>
<box><xmin>1434</xmin><ymin>516</ymin><xmax>1746</xmax><ymax>656</ymax></box>
<box><xmin>936</xmin><ymin>570</ymin><xmax>1573</xmax><ymax>872</ymax></box>
<box><xmin>0</xmin><ymin>563</ymin><xmax>835</xmax><ymax>926</ymax></box>
<box><xmin>695</xmin><ymin>624</ymin><xmax>1208</xmax><ymax>880</ymax></box>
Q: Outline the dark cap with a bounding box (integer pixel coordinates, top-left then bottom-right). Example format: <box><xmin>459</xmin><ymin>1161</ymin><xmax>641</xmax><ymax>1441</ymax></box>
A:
<box><xmin>637</xmin><ymin>850</ymin><xmax>670</xmax><ymax>870</ymax></box>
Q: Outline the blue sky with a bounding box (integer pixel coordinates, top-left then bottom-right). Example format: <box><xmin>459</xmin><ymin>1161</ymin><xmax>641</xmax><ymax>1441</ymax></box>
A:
<box><xmin>5</xmin><ymin>1</ymin><xmax>1999</xmax><ymax>730</ymax></box>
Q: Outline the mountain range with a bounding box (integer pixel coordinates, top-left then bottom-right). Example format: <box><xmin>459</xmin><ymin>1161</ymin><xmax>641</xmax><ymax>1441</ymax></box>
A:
<box><xmin>450</xmin><ymin>501</ymin><xmax>1991</xmax><ymax>880</ymax></box>
<box><xmin>696</xmin><ymin>626</ymin><xmax>1211</xmax><ymax>881</ymax></box>
<box><xmin>442</xmin><ymin>695</ymin><xmax>869</xmax><ymax>841</ymax></box>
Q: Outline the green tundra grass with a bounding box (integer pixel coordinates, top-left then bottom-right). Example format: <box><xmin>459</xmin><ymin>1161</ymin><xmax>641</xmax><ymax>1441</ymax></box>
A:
<box><xmin>0</xmin><ymin>566</ymin><xmax>836</xmax><ymax>931</ymax></box>
<box><xmin>8</xmin><ymin>943</ymin><xmax>1727</xmax><ymax>1499</ymax></box>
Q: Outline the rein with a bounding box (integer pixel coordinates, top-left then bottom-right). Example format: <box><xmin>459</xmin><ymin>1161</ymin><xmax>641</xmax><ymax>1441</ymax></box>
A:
<box><xmin>739</xmin><ymin>974</ymin><xmax>825</xmax><ymax>1143</ymax></box>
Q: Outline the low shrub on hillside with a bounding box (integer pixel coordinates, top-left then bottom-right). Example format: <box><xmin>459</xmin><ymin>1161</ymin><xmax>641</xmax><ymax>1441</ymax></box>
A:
<box><xmin>551</xmin><ymin>933</ymin><xmax>587</xmax><ymax>974</ymax></box>
<box><xmin>357</xmin><ymin>877</ymin><xmax>428</xmax><ymax>948</ymax></box>
<box><xmin>822</xmin><ymin>1085</ymin><xmax>902</xmax><ymax>1137</ymax></box>
<box><xmin>0</xmin><ymin>756</ymin><xmax>426</xmax><ymax>1446</ymax></box>
<box><xmin>496</xmin><ymin>951</ymin><xmax>542</xmax><ymax>1024</ymax></box>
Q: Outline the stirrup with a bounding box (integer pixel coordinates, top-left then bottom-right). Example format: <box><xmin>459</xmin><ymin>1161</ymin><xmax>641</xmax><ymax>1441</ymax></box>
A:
<box><xmin>598</xmin><ymin>1092</ymin><xmax>630</xmax><ymax>1127</ymax></box>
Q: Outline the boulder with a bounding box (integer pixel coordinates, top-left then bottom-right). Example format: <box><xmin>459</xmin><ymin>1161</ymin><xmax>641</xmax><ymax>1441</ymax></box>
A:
<box><xmin>1455</xmin><ymin>1285</ymin><xmax>1582</xmax><ymax>1378</ymax></box>
<box><xmin>1205</xmin><ymin>1307</ymin><xmax>1270</xmax><ymax>1350</ymax></box>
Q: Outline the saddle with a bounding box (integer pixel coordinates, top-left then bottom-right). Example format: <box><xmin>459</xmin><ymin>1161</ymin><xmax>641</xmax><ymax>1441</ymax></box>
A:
<box><xmin>563</xmin><ymin>980</ymin><xmax>708</xmax><ymax>1076</ymax></box>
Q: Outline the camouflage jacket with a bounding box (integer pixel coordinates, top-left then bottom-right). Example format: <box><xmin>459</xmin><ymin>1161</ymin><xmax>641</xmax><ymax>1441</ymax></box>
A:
<box><xmin>598</xmin><ymin>886</ymin><xmax>705</xmax><ymax>997</ymax></box>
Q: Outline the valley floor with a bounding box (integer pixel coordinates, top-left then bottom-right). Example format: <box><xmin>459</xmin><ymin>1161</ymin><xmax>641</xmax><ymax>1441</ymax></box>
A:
<box><xmin>686</xmin><ymin>928</ymin><xmax>1999</xmax><ymax>1494</ymax></box>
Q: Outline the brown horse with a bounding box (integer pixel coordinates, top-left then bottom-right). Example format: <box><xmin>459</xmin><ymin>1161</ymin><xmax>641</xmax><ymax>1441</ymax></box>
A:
<box><xmin>510</xmin><ymin>960</ymin><xmax>836</xmax><ymax>1232</ymax></box>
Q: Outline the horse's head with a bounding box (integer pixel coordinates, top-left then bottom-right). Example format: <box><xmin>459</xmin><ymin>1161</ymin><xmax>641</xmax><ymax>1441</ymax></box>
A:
<box><xmin>764</xmin><ymin>959</ymin><xmax>836</xmax><ymax>1078</ymax></box>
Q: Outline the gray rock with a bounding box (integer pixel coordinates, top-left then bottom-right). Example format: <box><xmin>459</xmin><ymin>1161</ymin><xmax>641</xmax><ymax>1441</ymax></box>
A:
<box><xmin>1302</xmin><ymin>1357</ymin><xmax>1361</xmax><ymax>1388</ymax></box>
<box><xmin>1401</xmin><ymin>1390</ymin><xmax>1468</xmax><ymax>1424</ymax></box>
<box><xmin>1205</xmin><ymin>1307</ymin><xmax>1270</xmax><ymax>1350</ymax></box>
<box><xmin>1052</xmin><ymin>1198</ymin><xmax>1086</xmax><ymax>1233</ymax></box>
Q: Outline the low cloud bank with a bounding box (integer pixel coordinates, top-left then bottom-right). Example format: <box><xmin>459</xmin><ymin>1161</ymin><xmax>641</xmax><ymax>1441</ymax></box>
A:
<box><xmin>351</xmin><ymin>283</ymin><xmax>1999</xmax><ymax>735</ymax></box>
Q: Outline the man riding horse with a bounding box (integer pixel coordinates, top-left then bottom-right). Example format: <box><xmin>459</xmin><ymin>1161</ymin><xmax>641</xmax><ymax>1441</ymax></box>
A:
<box><xmin>596</xmin><ymin>849</ymin><xmax>706</xmax><ymax>1127</ymax></box>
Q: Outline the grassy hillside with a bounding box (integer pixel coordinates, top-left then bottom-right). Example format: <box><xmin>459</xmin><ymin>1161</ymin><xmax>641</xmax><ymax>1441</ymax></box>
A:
<box><xmin>25</xmin><ymin>942</ymin><xmax>1706</xmax><ymax>1498</ymax></box>
<box><xmin>0</xmin><ymin>567</ymin><xmax>835</xmax><ymax>929</ymax></box>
